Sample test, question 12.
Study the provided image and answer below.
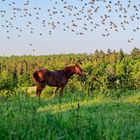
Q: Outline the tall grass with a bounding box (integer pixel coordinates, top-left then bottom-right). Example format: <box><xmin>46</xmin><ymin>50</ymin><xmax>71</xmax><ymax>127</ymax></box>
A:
<box><xmin>0</xmin><ymin>89</ymin><xmax>140</xmax><ymax>140</ymax></box>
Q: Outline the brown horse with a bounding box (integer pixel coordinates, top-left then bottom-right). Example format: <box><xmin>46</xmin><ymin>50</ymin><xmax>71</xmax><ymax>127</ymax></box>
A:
<box><xmin>33</xmin><ymin>64</ymin><xmax>85</xmax><ymax>98</ymax></box>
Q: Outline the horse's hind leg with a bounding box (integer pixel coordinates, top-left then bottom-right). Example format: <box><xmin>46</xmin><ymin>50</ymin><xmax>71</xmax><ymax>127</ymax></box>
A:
<box><xmin>59</xmin><ymin>86</ymin><xmax>65</xmax><ymax>97</ymax></box>
<box><xmin>36</xmin><ymin>85</ymin><xmax>45</xmax><ymax>99</ymax></box>
<box><xmin>53</xmin><ymin>87</ymin><xmax>59</xmax><ymax>97</ymax></box>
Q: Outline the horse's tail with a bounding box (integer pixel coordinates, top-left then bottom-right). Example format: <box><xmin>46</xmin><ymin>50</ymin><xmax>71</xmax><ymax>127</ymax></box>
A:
<box><xmin>33</xmin><ymin>70</ymin><xmax>41</xmax><ymax>84</ymax></box>
<box><xmin>33</xmin><ymin>69</ymin><xmax>48</xmax><ymax>85</ymax></box>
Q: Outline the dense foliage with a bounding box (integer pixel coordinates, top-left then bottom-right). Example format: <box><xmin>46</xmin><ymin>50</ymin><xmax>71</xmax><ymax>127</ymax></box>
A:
<box><xmin>0</xmin><ymin>47</ymin><xmax>140</xmax><ymax>93</ymax></box>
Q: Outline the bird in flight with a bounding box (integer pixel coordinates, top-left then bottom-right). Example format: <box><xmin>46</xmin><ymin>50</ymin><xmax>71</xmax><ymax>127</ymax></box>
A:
<box><xmin>0</xmin><ymin>0</ymin><xmax>139</xmax><ymax>46</ymax></box>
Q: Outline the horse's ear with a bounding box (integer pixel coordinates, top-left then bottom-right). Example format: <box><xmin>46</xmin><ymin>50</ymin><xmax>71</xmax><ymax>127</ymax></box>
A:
<box><xmin>77</xmin><ymin>59</ymin><xmax>83</xmax><ymax>65</ymax></box>
<box><xmin>75</xmin><ymin>63</ymin><xmax>79</xmax><ymax>67</ymax></box>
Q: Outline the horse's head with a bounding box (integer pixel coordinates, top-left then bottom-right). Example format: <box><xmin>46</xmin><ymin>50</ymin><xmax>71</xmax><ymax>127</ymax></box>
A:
<box><xmin>74</xmin><ymin>64</ymin><xmax>85</xmax><ymax>76</ymax></box>
<box><xmin>64</xmin><ymin>64</ymin><xmax>85</xmax><ymax>77</ymax></box>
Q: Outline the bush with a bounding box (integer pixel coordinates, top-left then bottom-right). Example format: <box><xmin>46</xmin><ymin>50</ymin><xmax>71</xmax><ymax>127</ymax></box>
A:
<box><xmin>0</xmin><ymin>71</ymin><xmax>17</xmax><ymax>90</ymax></box>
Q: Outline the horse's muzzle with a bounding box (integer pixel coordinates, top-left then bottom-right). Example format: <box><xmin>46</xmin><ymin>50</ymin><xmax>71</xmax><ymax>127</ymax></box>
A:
<box><xmin>81</xmin><ymin>71</ymin><xmax>86</xmax><ymax>76</ymax></box>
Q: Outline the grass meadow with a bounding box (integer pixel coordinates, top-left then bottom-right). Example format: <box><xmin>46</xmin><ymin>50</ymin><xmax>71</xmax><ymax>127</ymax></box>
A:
<box><xmin>0</xmin><ymin>88</ymin><xmax>140</xmax><ymax>140</ymax></box>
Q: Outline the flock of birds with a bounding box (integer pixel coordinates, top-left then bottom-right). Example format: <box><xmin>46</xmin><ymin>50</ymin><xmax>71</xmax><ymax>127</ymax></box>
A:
<box><xmin>0</xmin><ymin>0</ymin><xmax>140</xmax><ymax>46</ymax></box>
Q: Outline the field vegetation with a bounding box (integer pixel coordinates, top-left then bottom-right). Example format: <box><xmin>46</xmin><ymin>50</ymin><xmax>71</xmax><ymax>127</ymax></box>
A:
<box><xmin>0</xmin><ymin>89</ymin><xmax>140</xmax><ymax>140</ymax></box>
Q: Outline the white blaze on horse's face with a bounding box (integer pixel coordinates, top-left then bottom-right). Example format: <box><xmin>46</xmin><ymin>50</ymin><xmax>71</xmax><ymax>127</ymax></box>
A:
<box><xmin>75</xmin><ymin>64</ymin><xmax>85</xmax><ymax>76</ymax></box>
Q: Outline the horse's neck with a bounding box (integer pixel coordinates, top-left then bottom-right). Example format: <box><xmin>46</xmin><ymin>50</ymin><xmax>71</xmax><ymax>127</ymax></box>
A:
<box><xmin>66</xmin><ymin>71</ymin><xmax>74</xmax><ymax>79</ymax></box>
<box><xmin>63</xmin><ymin>66</ymin><xmax>76</xmax><ymax>79</ymax></box>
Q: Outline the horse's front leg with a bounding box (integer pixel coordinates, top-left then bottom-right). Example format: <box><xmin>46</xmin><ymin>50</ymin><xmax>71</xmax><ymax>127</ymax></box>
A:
<box><xmin>53</xmin><ymin>87</ymin><xmax>59</xmax><ymax>98</ymax></box>
<box><xmin>59</xmin><ymin>86</ymin><xmax>65</xmax><ymax>97</ymax></box>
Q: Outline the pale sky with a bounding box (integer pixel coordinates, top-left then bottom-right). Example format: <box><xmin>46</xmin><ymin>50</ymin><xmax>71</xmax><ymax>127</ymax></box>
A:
<box><xmin>0</xmin><ymin>0</ymin><xmax>140</xmax><ymax>56</ymax></box>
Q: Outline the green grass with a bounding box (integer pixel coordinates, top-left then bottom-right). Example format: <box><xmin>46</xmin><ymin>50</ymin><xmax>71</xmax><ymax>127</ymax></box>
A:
<box><xmin>0</xmin><ymin>89</ymin><xmax>140</xmax><ymax>140</ymax></box>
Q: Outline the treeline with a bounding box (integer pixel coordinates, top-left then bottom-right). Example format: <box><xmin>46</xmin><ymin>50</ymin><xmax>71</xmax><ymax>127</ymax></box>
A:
<box><xmin>0</xmin><ymin>47</ymin><xmax>140</xmax><ymax>93</ymax></box>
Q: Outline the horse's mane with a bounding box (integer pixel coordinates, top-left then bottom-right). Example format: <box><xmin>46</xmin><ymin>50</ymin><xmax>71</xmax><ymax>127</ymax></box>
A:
<box><xmin>64</xmin><ymin>64</ymin><xmax>76</xmax><ymax>68</ymax></box>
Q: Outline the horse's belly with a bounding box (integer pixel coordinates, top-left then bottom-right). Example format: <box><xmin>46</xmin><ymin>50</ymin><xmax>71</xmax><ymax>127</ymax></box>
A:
<box><xmin>47</xmin><ymin>75</ymin><xmax>67</xmax><ymax>87</ymax></box>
